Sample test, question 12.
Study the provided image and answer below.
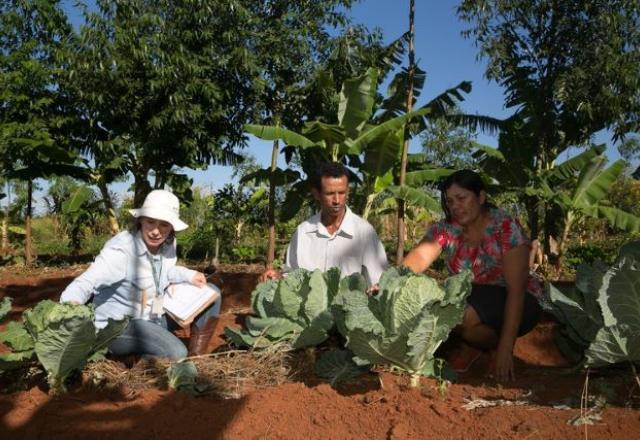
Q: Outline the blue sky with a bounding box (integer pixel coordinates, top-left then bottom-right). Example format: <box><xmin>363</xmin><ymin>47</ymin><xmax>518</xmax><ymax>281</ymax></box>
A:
<box><xmin>59</xmin><ymin>0</ymin><xmax>619</xmax><ymax>197</ymax></box>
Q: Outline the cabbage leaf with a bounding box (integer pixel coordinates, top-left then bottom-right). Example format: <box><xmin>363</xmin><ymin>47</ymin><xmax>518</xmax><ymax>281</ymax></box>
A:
<box><xmin>224</xmin><ymin>268</ymin><xmax>340</xmax><ymax>349</ymax></box>
<box><xmin>549</xmin><ymin>240</ymin><xmax>640</xmax><ymax>367</ymax></box>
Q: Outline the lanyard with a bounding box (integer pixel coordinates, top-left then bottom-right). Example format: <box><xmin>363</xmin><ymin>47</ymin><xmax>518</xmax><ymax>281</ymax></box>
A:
<box><xmin>147</xmin><ymin>254</ymin><xmax>162</xmax><ymax>294</ymax></box>
<box><xmin>146</xmin><ymin>253</ymin><xmax>165</xmax><ymax>316</ymax></box>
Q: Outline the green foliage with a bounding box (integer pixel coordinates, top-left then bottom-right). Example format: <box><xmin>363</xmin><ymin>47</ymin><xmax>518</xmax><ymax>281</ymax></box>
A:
<box><xmin>224</xmin><ymin>268</ymin><xmax>341</xmax><ymax>349</ymax></box>
<box><xmin>548</xmin><ymin>240</ymin><xmax>640</xmax><ymax>367</ymax></box>
<box><xmin>0</xmin><ymin>0</ymin><xmax>83</xmax><ymax>183</ymax></box>
<box><xmin>0</xmin><ymin>297</ymin><xmax>11</xmax><ymax>320</ymax></box>
<box><xmin>419</xmin><ymin>109</ymin><xmax>479</xmax><ymax>169</ymax></box>
<box><xmin>314</xmin><ymin>349</ymin><xmax>369</xmax><ymax>387</ymax></box>
<box><xmin>61</xmin><ymin>185</ymin><xmax>105</xmax><ymax>254</ymax></box>
<box><xmin>564</xmin><ymin>243</ymin><xmax>617</xmax><ymax>270</ymax></box>
<box><xmin>166</xmin><ymin>360</ymin><xmax>208</xmax><ymax>395</ymax></box>
<box><xmin>460</xmin><ymin>0</ymin><xmax>640</xmax><ymax>244</ymax></box>
<box><xmin>177</xmin><ymin>184</ymin><xmax>268</xmax><ymax>262</ymax></box>
<box><xmin>332</xmin><ymin>267</ymin><xmax>472</xmax><ymax>384</ymax></box>
<box><xmin>65</xmin><ymin>0</ymin><xmax>262</xmax><ymax>204</ymax></box>
<box><xmin>0</xmin><ymin>300</ymin><xmax>127</xmax><ymax>395</ymax></box>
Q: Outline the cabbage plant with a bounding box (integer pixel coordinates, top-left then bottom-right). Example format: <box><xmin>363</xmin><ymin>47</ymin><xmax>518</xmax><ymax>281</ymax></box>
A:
<box><xmin>333</xmin><ymin>267</ymin><xmax>472</xmax><ymax>386</ymax></box>
<box><xmin>548</xmin><ymin>240</ymin><xmax>640</xmax><ymax>367</ymax></box>
<box><xmin>0</xmin><ymin>299</ymin><xmax>127</xmax><ymax>394</ymax></box>
<box><xmin>224</xmin><ymin>268</ymin><xmax>341</xmax><ymax>349</ymax></box>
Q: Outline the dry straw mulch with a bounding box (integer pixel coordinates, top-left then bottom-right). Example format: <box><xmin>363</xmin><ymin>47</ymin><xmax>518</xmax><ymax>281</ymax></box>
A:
<box><xmin>84</xmin><ymin>343</ymin><xmax>299</xmax><ymax>399</ymax></box>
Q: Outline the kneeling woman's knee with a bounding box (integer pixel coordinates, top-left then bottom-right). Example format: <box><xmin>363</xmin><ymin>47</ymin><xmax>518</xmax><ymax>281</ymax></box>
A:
<box><xmin>166</xmin><ymin>342</ymin><xmax>188</xmax><ymax>360</ymax></box>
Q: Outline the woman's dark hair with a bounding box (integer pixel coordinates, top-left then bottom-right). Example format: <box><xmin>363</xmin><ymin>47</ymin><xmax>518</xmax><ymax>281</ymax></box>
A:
<box><xmin>311</xmin><ymin>162</ymin><xmax>349</xmax><ymax>191</ymax></box>
<box><xmin>439</xmin><ymin>169</ymin><xmax>493</xmax><ymax>221</ymax></box>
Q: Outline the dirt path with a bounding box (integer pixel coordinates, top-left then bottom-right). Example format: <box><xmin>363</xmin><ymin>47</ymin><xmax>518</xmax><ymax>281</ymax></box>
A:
<box><xmin>1</xmin><ymin>267</ymin><xmax>639</xmax><ymax>439</ymax></box>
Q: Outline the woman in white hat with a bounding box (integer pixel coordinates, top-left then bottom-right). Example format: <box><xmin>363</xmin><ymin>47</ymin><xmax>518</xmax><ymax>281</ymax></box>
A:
<box><xmin>60</xmin><ymin>189</ymin><xmax>221</xmax><ymax>359</ymax></box>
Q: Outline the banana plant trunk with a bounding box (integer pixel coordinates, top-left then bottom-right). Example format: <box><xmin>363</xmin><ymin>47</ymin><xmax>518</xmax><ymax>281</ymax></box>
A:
<box><xmin>97</xmin><ymin>180</ymin><xmax>120</xmax><ymax>235</ymax></box>
<box><xmin>25</xmin><ymin>179</ymin><xmax>34</xmax><ymax>265</ymax></box>
<box><xmin>395</xmin><ymin>0</ymin><xmax>415</xmax><ymax>265</ymax></box>
<box><xmin>556</xmin><ymin>212</ymin><xmax>575</xmax><ymax>269</ymax></box>
<box><xmin>266</xmin><ymin>137</ymin><xmax>279</xmax><ymax>268</ymax></box>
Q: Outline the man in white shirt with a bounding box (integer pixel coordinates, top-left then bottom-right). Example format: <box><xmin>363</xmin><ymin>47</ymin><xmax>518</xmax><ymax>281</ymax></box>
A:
<box><xmin>261</xmin><ymin>162</ymin><xmax>388</xmax><ymax>286</ymax></box>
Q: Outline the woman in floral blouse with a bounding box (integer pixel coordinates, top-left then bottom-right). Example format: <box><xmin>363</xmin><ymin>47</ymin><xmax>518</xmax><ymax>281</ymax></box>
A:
<box><xmin>403</xmin><ymin>170</ymin><xmax>541</xmax><ymax>382</ymax></box>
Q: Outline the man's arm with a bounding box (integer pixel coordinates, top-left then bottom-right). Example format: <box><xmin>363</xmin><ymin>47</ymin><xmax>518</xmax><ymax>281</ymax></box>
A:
<box><xmin>361</xmin><ymin>228</ymin><xmax>388</xmax><ymax>286</ymax></box>
<box><xmin>259</xmin><ymin>230</ymin><xmax>299</xmax><ymax>282</ymax></box>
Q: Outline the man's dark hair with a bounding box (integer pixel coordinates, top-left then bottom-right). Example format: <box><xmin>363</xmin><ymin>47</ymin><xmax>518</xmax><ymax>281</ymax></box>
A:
<box><xmin>311</xmin><ymin>162</ymin><xmax>349</xmax><ymax>191</ymax></box>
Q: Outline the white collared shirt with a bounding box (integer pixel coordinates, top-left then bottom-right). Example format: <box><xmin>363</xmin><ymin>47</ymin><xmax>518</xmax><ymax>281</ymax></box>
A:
<box><xmin>284</xmin><ymin>206</ymin><xmax>388</xmax><ymax>286</ymax></box>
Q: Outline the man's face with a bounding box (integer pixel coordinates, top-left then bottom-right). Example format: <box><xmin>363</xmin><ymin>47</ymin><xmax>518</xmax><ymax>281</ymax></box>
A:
<box><xmin>313</xmin><ymin>175</ymin><xmax>348</xmax><ymax>219</ymax></box>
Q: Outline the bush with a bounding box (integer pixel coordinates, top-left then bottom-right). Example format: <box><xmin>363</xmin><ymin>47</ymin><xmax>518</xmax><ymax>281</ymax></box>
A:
<box><xmin>563</xmin><ymin>236</ymin><xmax>635</xmax><ymax>269</ymax></box>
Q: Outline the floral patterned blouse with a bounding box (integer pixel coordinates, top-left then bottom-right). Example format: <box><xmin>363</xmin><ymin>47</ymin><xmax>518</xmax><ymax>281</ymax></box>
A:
<box><xmin>425</xmin><ymin>208</ymin><xmax>542</xmax><ymax>298</ymax></box>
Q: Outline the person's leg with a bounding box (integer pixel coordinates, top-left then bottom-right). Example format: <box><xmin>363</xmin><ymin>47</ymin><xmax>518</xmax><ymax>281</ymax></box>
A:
<box><xmin>459</xmin><ymin>305</ymin><xmax>499</xmax><ymax>350</ymax></box>
<box><xmin>450</xmin><ymin>284</ymin><xmax>542</xmax><ymax>373</ymax></box>
<box><xmin>109</xmin><ymin>319</ymin><xmax>188</xmax><ymax>360</ymax></box>
<box><xmin>193</xmin><ymin>294</ymin><xmax>221</xmax><ymax>329</ymax></box>
<box><xmin>188</xmin><ymin>293</ymin><xmax>222</xmax><ymax>356</ymax></box>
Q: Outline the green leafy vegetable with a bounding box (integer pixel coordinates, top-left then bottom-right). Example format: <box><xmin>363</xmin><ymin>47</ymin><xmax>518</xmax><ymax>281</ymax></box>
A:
<box><xmin>314</xmin><ymin>349</ymin><xmax>369</xmax><ymax>387</ymax></box>
<box><xmin>549</xmin><ymin>240</ymin><xmax>640</xmax><ymax>367</ymax></box>
<box><xmin>224</xmin><ymin>268</ymin><xmax>340</xmax><ymax>349</ymax></box>
<box><xmin>0</xmin><ymin>297</ymin><xmax>11</xmax><ymax>320</ymax></box>
<box><xmin>0</xmin><ymin>300</ymin><xmax>128</xmax><ymax>394</ymax></box>
<box><xmin>166</xmin><ymin>360</ymin><xmax>208</xmax><ymax>395</ymax></box>
<box><xmin>333</xmin><ymin>267</ymin><xmax>472</xmax><ymax>385</ymax></box>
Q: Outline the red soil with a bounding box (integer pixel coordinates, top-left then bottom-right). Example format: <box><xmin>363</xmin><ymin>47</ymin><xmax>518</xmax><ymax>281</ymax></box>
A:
<box><xmin>1</xmin><ymin>266</ymin><xmax>639</xmax><ymax>439</ymax></box>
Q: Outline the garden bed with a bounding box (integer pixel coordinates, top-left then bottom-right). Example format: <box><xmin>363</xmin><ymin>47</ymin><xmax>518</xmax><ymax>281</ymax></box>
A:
<box><xmin>1</xmin><ymin>267</ymin><xmax>639</xmax><ymax>439</ymax></box>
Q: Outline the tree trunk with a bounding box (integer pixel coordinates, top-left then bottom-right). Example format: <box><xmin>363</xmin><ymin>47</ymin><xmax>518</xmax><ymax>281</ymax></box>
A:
<box><xmin>25</xmin><ymin>179</ymin><xmax>34</xmax><ymax>265</ymax></box>
<box><xmin>525</xmin><ymin>195</ymin><xmax>539</xmax><ymax>240</ymax></box>
<box><xmin>266</xmin><ymin>138</ymin><xmax>279</xmax><ymax>268</ymax></box>
<box><xmin>1</xmin><ymin>217</ymin><xmax>7</xmax><ymax>255</ymax></box>
<box><xmin>1</xmin><ymin>180</ymin><xmax>9</xmax><ymax>254</ymax></box>
<box><xmin>395</xmin><ymin>0</ymin><xmax>415</xmax><ymax>265</ymax></box>
<box><xmin>132</xmin><ymin>169</ymin><xmax>152</xmax><ymax>208</ymax></box>
<box><xmin>97</xmin><ymin>180</ymin><xmax>120</xmax><ymax>235</ymax></box>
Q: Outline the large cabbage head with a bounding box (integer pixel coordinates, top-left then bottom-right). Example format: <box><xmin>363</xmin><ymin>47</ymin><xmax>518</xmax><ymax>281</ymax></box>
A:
<box><xmin>333</xmin><ymin>267</ymin><xmax>472</xmax><ymax>378</ymax></box>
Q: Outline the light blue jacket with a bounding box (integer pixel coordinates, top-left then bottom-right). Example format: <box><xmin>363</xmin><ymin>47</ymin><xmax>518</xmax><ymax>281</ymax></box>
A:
<box><xmin>60</xmin><ymin>231</ymin><xmax>197</xmax><ymax>329</ymax></box>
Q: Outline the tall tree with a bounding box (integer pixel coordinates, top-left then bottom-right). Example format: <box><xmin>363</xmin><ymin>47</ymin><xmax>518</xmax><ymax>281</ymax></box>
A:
<box><xmin>67</xmin><ymin>0</ymin><xmax>260</xmax><ymax>206</ymax></box>
<box><xmin>458</xmin><ymin>0</ymin><xmax>640</xmax><ymax>249</ymax></box>
<box><xmin>0</xmin><ymin>0</ymin><xmax>79</xmax><ymax>264</ymax></box>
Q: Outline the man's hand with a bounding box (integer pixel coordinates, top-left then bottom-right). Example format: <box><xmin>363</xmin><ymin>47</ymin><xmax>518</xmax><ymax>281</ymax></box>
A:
<box><xmin>260</xmin><ymin>268</ymin><xmax>282</xmax><ymax>282</ymax></box>
<box><xmin>191</xmin><ymin>272</ymin><xmax>207</xmax><ymax>288</ymax></box>
<box><xmin>365</xmin><ymin>284</ymin><xmax>380</xmax><ymax>296</ymax></box>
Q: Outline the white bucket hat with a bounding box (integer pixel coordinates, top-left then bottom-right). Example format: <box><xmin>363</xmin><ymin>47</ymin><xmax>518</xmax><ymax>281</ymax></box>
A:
<box><xmin>129</xmin><ymin>190</ymin><xmax>188</xmax><ymax>231</ymax></box>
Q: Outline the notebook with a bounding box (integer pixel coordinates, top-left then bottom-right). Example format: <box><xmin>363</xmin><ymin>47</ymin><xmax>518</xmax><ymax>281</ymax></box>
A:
<box><xmin>163</xmin><ymin>282</ymin><xmax>221</xmax><ymax>327</ymax></box>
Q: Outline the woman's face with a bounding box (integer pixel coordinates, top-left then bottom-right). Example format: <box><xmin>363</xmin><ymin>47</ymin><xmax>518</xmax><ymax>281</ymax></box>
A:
<box><xmin>140</xmin><ymin>217</ymin><xmax>173</xmax><ymax>253</ymax></box>
<box><xmin>445</xmin><ymin>183</ymin><xmax>486</xmax><ymax>226</ymax></box>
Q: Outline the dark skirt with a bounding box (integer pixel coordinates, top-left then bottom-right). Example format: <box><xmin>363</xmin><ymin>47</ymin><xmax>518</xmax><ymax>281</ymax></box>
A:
<box><xmin>466</xmin><ymin>284</ymin><xmax>542</xmax><ymax>336</ymax></box>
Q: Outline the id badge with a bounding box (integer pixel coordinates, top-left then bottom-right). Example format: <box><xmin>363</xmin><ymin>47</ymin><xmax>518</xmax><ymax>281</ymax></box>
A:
<box><xmin>151</xmin><ymin>294</ymin><xmax>164</xmax><ymax>315</ymax></box>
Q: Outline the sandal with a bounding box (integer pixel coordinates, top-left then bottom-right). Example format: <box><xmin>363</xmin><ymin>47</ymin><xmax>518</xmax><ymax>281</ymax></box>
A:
<box><xmin>447</xmin><ymin>345</ymin><xmax>483</xmax><ymax>373</ymax></box>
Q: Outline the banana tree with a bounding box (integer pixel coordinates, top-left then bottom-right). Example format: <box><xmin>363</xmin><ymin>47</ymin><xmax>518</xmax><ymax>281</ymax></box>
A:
<box><xmin>537</xmin><ymin>148</ymin><xmax>640</xmax><ymax>263</ymax></box>
<box><xmin>247</xmin><ymin>67</ymin><xmax>441</xmax><ymax>222</ymax></box>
